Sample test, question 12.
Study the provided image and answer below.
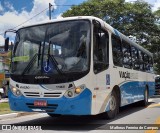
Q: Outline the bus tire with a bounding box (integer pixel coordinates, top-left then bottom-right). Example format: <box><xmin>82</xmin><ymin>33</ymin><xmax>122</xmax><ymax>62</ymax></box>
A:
<box><xmin>140</xmin><ymin>88</ymin><xmax>149</xmax><ymax>106</ymax></box>
<box><xmin>104</xmin><ymin>90</ymin><xmax>119</xmax><ymax>119</ymax></box>
<box><xmin>47</xmin><ymin>113</ymin><xmax>61</xmax><ymax>118</ymax></box>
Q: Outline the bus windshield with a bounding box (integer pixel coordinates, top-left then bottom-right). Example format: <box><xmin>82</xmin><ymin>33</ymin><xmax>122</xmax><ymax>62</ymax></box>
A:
<box><xmin>11</xmin><ymin>20</ymin><xmax>90</xmax><ymax>75</ymax></box>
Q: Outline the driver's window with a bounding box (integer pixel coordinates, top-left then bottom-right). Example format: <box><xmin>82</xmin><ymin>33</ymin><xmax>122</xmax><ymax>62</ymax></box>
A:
<box><xmin>93</xmin><ymin>27</ymin><xmax>109</xmax><ymax>74</ymax></box>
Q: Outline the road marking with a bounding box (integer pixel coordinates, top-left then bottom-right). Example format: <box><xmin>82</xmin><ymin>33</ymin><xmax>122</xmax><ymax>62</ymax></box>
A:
<box><xmin>147</xmin><ymin>104</ymin><xmax>160</xmax><ymax>108</ymax></box>
<box><xmin>144</xmin><ymin>117</ymin><xmax>160</xmax><ymax>133</ymax></box>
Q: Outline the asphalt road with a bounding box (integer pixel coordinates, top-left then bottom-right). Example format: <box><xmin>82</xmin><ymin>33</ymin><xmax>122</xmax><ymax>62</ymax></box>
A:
<box><xmin>0</xmin><ymin>97</ymin><xmax>160</xmax><ymax>133</ymax></box>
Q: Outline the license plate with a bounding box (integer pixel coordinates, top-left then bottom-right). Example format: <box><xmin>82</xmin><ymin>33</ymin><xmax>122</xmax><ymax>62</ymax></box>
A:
<box><xmin>34</xmin><ymin>100</ymin><xmax>47</xmax><ymax>107</ymax></box>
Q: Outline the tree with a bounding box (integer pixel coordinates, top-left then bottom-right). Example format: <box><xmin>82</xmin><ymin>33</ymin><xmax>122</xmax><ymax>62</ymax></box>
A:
<box><xmin>62</xmin><ymin>0</ymin><xmax>160</xmax><ymax>74</ymax></box>
<box><xmin>152</xmin><ymin>9</ymin><xmax>160</xmax><ymax>73</ymax></box>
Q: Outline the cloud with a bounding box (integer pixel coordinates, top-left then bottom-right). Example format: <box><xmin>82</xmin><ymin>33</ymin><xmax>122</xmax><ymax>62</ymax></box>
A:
<box><xmin>152</xmin><ymin>0</ymin><xmax>160</xmax><ymax>11</ymax></box>
<box><xmin>4</xmin><ymin>1</ymin><xmax>15</xmax><ymax>11</ymax></box>
<box><xmin>143</xmin><ymin>0</ymin><xmax>160</xmax><ymax>11</ymax></box>
<box><xmin>0</xmin><ymin>0</ymin><xmax>56</xmax><ymax>46</ymax></box>
<box><xmin>56</xmin><ymin>13</ymin><xmax>63</xmax><ymax>19</ymax></box>
<box><xmin>29</xmin><ymin>0</ymin><xmax>56</xmax><ymax>21</ymax></box>
<box><xmin>0</xmin><ymin>35</ymin><xmax>4</xmax><ymax>45</ymax></box>
<box><xmin>0</xmin><ymin>2</ymin><xmax>3</xmax><ymax>12</ymax></box>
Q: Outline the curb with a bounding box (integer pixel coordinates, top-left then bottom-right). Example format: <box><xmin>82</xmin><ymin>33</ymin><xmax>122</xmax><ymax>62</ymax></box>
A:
<box><xmin>17</xmin><ymin>112</ymin><xmax>38</xmax><ymax>117</ymax></box>
<box><xmin>0</xmin><ymin>112</ymin><xmax>38</xmax><ymax>120</ymax></box>
<box><xmin>0</xmin><ymin>113</ymin><xmax>18</xmax><ymax>120</ymax></box>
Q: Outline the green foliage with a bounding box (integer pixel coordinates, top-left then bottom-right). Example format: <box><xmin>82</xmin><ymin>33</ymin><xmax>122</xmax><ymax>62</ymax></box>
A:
<box><xmin>154</xmin><ymin>8</ymin><xmax>160</xmax><ymax>18</ymax></box>
<box><xmin>0</xmin><ymin>102</ymin><xmax>13</xmax><ymax>115</ymax></box>
<box><xmin>62</xmin><ymin>0</ymin><xmax>160</xmax><ymax>74</ymax></box>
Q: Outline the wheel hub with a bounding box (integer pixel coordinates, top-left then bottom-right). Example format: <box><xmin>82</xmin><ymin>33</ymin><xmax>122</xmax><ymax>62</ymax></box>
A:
<box><xmin>110</xmin><ymin>95</ymin><xmax>116</xmax><ymax>111</ymax></box>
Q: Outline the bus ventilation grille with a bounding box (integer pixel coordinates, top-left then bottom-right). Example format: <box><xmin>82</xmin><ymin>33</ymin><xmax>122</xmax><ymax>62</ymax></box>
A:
<box><xmin>24</xmin><ymin>92</ymin><xmax>62</xmax><ymax>98</ymax></box>
<box><xmin>26</xmin><ymin>103</ymin><xmax>58</xmax><ymax>112</ymax></box>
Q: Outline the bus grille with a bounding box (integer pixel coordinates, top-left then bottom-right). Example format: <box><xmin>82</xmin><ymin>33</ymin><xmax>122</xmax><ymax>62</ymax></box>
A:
<box><xmin>24</xmin><ymin>92</ymin><xmax>62</xmax><ymax>98</ymax></box>
<box><xmin>44</xmin><ymin>92</ymin><xmax>62</xmax><ymax>98</ymax></box>
<box><xmin>26</xmin><ymin>103</ymin><xmax>58</xmax><ymax>112</ymax></box>
<box><xmin>24</xmin><ymin>92</ymin><xmax>40</xmax><ymax>97</ymax></box>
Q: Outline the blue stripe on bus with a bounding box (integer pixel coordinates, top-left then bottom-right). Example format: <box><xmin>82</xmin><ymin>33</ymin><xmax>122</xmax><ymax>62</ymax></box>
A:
<box><xmin>105</xmin><ymin>81</ymin><xmax>155</xmax><ymax>111</ymax></box>
<box><xmin>119</xmin><ymin>81</ymin><xmax>154</xmax><ymax>107</ymax></box>
<box><xmin>8</xmin><ymin>88</ymin><xmax>92</xmax><ymax>115</ymax></box>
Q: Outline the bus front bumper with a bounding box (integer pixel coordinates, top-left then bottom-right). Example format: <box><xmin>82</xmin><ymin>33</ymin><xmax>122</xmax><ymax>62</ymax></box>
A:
<box><xmin>8</xmin><ymin>88</ymin><xmax>92</xmax><ymax>115</ymax></box>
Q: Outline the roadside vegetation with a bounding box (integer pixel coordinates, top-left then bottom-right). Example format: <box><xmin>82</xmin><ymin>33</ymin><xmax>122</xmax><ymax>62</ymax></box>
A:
<box><xmin>0</xmin><ymin>102</ymin><xmax>14</xmax><ymax>115</ymax></box>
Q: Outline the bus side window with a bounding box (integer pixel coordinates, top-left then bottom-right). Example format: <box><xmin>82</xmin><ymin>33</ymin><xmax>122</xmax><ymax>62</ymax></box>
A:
<box><xmin>122</xmin><ymin>41</ymin><xmax>132</xmax><ymax>69</ymax></box>
<box><xmin>93</xmin><ymin>28</ymin><xmax>109</xmax><ymax>74</ymax></box>
<box><xmin>131</xmin><ymin>46</ymin><xmax>139</xmax><ymax>70</ymax></box>
<box><xmin>139</xmin><ymin>50</ymin><xmax>144</xmax><ymax>71</ymax></box>
<box><xmin>144</xmin><ymin>53</ymin><xmax>149</xmax><ymax>72</ymax></box>
<box><xmin>112</xmin><ymin>35</ymin><xmax>123</xmax><ymax>67</ymax></box>
<box><xmin>149</xmin><ymin>57</ymin><xmax>154</xmax><ymax>73</ymax></box>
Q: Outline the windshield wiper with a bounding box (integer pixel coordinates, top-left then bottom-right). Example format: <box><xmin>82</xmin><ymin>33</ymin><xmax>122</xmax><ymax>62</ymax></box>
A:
<box><xmin>22</xmin><ymin>43</ymin><xmax>42</xmax><ymax>75</ymax></box>
<box><xmin>21</xmin><ymin>54</ymin><xmax>38</xmax><ymax>75</ymax></box>
<box><xmin>47</xmin><ymin>41</ymin><xmax>63</xmax><ymax>74</ymax></box>
<box><xmin>37</xmin><ymin>42</ymin><xmax>42</xmax><ymax>67</ymax></box>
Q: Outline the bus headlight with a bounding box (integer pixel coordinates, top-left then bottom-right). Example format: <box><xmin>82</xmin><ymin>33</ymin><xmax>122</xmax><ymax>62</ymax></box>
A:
<box><xmin>64</xmin><ymin>85</ymin><xmax>85</xmax><ymax>98</ymax></box>
<box><xmin>11</xmin><ymin>87</ymin><xmax>22</xmax><ymax>97</ymax></box>
<box><xmin>67</xmin><ymin>90</ymin><xmax>74</xmax><ymax>97</ymax></box>
<box><xmin>75</xmin><ymin>87</ymin><xmax>81</xmax><ymax>94</ymax></box>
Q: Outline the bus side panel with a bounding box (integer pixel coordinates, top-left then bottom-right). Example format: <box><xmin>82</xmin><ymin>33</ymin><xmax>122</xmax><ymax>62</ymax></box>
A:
<box><xmin>119</xmin><ymin>71</ymin><xmax>155</xmax><ymax>107</ymax></box>
<box><xmin>148</xmin><ymin>81</ymin><xmax>155</xmax><ymax>97</ymax></box>
<box><xmin>119</xmin><ymin>81</ymin><xmax>145</xmax><ymax>106</ymax></box>
<box><xmin>93</xmin><ymin>70</ymin><xmax>112</xmax><ymax>114</ymax></box>
<box><xmin>147</xmin><ymin>73</ymin><xmax>155</xmax><ymax>97</ymax></box>
<box><xmin>110</xmin><ymin>66</ymin><xmax>154</xmax><ymax>107</ymax></box>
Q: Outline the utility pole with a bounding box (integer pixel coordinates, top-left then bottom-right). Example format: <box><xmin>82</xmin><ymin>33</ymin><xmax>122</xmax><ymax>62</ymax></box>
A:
<box><xmin>49</xmin><ymin>3</ymin><xmax>53</xmax><ymax>20</ymax></box>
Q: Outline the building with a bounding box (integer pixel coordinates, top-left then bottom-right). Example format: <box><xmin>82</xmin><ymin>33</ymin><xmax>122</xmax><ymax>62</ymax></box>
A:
<box><xmin>0</xmin><ymin>45</ymin><xmax>11</xmax><ymax>97</ymax></box>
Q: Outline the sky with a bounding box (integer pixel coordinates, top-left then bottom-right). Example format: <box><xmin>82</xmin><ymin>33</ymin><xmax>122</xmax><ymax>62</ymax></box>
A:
<box><xmin>0</xmin><ymin>0</ymin><xmax>159</xmax><ymax>46</ymax></box>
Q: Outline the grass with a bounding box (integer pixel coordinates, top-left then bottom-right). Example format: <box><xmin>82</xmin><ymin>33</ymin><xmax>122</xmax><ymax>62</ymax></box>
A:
<box><xmin>0</xmin><ymin>102</ymin><xmax>15</xmax><ymax>115</ymax></box>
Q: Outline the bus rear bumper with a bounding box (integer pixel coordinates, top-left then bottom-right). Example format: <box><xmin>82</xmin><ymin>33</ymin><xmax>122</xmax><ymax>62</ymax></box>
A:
<box><xmin>8</xmin><ymin>88</ymin><xmax>92</xmax><ymax>115</ymax></box>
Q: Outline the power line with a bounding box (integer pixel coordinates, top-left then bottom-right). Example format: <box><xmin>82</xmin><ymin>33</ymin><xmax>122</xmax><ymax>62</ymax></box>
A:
<box><xmin>0</xmin><ymin>7</ymin><xmax>49</xmax><ymax>36</ymax></box>
<box><xmin>0</xmin><ymin>4</ymin><xmax>84</xmax><ymax>36</ymax></box>
<box><xmin>11</xmin><ymin>7</ymin><xmax>49</xmax><ymax>30</ymax></box>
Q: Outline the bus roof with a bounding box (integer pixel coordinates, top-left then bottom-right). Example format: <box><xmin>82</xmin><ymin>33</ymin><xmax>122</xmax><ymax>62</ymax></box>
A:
<box><xmin>20</xmin><ymin>16</ymin><xmax>153</xmax><ymax>57</ymax></box>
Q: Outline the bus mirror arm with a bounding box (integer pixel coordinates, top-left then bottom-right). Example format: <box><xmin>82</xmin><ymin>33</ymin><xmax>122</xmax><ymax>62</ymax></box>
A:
<box><xmin>4</xmin><ymin>29</ymin><xmax>17</xmax><ymax>52</ymax></box>
<box><xmin>4</xmin><ymin>29</ymin><xmax>17</xmax><ymax>38</ymax></box>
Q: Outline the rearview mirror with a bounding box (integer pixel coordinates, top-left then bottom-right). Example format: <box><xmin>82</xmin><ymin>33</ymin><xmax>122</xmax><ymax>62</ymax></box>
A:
<box><xmin>4</xmin><ymin>37</ymin><xmax>9</xmax><ymax>51</ymax></box>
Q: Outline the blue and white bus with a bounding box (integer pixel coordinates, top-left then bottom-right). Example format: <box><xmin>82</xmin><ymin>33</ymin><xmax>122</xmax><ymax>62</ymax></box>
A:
<box><xmin>6</xmin><ymin>16</ymin><xmax>155</xmax><ymax>119</ymax></box>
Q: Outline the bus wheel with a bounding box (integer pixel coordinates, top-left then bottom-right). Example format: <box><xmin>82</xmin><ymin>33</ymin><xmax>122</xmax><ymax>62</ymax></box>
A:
<box><xmin>47</xmin><ymin>113</ymin><xmax>61</xmax><ymax>118</ymax></box>
<box><xmin>140</xmin><ymin>89</ymin><xmax>149</xmax><ymax>106</ymax></box>
<box><xmin>104</xmin><ymin>90</ymin><xmax>118</xmax><ymax>119</ymax></box>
